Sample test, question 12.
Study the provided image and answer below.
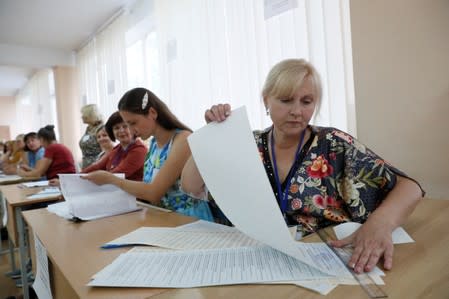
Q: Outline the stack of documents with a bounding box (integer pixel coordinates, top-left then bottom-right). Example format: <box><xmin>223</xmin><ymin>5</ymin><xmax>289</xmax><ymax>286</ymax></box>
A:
<box><xmin>88</xmin><ymin>108</ymin><xmax>410</xmax><ymax>295</ymax></box>
<box><xmin>46</xmin><ymin>174</ymin><xmax>140</xmax><ymax>221</ymax></box>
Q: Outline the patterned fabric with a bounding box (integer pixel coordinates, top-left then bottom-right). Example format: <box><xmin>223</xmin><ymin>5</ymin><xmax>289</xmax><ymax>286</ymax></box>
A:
<box><xmin>79</xmin><ymin>123</ymin><xmax>102</xmax><ymax>168</ymax></box>
<box><xmin>143</xmin><ymin>130</ymin><xmax>213</xmax><ymax>221</ymax></box>
<box><xmin>255</xmin><ymin>125</ymin><xmax>423</xmax><ymax>237</ymax></box>
<box><xmin>27</xmin><ymin>147</ymin><xmax>45</xmax><ymax>168</ymax></box>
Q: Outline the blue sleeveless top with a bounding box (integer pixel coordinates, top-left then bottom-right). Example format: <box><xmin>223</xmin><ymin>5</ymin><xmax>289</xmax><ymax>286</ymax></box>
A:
<box><xmin>28</xmin><ymin>147</ymin><xmax>45</xmax><ymax>168</ymax></box>
<box><xmin>143</xmin><ymin>130</ymin><xmax>213</xmax><ymax>221</ymax></box>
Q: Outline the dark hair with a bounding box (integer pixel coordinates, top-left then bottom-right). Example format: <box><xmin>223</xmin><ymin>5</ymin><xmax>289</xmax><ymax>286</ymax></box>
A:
<box><xmin>23</xmin><ymin>132</ymin><xmax>38</xmax><ymax>152</ymax></box>
<box><xmin>105</xmin><ymin>111</ymin><xmax>124</xmax><ymax>142</ymax></box>
<box><xmin>118</xmin><ymin>87</ymin><xmax>191</xmax><ymax>131</ymax></box>
<box><xmin>37</xmin><ymin>125</ymin><xmax>56</xmax><ymax>143</ymax></box>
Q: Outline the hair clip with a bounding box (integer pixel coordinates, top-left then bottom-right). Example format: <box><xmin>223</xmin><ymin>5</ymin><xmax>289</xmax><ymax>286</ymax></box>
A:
<box><xmin>141</xmin><ymin>92</ymin><xmax>148</xmax><ymax>110</ymax></box>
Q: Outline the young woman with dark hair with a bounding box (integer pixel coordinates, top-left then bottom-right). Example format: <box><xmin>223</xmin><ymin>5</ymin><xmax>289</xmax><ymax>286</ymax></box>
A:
<box><xmin>83</xmin><ymin>88</ymin><xmax>213</xmax><ymax>221</ymax></box>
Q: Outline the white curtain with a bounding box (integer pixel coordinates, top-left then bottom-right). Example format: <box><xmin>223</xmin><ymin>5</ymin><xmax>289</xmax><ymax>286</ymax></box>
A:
<box><xmin>15</xmin><ymin>69</ymin><xmax>58</xmax><ymax>136</ymax></box>
<box><xmin>76</xmin><ymin>14</ymin><xmax>128</xmax><ymax>122</ymax></box>
<box><xmin>76</xmin><ymin>0</ymin><xmax>356</xmax><ymax>135</ymax></box>
<box><xmin>148</xmin><ymin>0</ymin><xmax>356</xmax><ymax>134</ymax></box>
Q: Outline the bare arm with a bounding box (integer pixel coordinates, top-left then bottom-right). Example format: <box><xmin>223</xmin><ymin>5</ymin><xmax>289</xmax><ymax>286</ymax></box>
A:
<box><xmin>17</xmin><ymin>158</ymin><xmax>51</xmax><ymax>178</ymax></box>
<box><xmin>83</xmin><ymin>131</ymin><xmax>192</xmax><ymax>205</ymax></box>
<box><xmin>181</xmin><ymin>156</ymin><xmax>206</xmax><ymax>198</ymax></box>
<box><xmin>331</xmin><ymin>175</ymin><xmax>422</xmax><ymax>273</ymax></box>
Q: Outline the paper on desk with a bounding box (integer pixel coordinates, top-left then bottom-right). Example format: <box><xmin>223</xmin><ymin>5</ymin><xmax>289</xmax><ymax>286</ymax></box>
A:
<box><xmin>0</xmin><ymin>174</ymin><xmax>21</xmax><ymax>183</ymax></box>
<box><xmin>333</xmin><ymin>222</ymin><xmax>415</xmax><ymax>244</ymax></box>
<box><xmin>89</xmin><ymin>245</ymin><xmax>338</xmax><ymax>288</ymax></box>
<box><xmin>32</xmin><ymin>233</ymin><xmax>53</xmax><ymax>299</ymax></box>
<box><xmin>188</xmin><ymin>107</ymin><xmax>329</xmax><ymax>275</ymax></box>
<box><xmin>21</xmin><ymin>180</ymin><xmax>49</xmax><ymax>188</ymax></box>
<box><xmin>26</xmin><ymin>187</ymin><xmax>61</xmax><ymax>200</ymax></box>
<box><xmin>177</xmin><ymin>219</ymin><xmax>236</xmax><ymax>232</ymax></box>
<box><xmin>103</xmin><ymin>226</ymin><xmax>262</xmax><ymax>249</ymax></box>
<box><xmin>58</xmin><ymin>174</ymin><xmax>140</xmax><ymax>220</ymax></box>
<box><xmin>47</xmin><ymin>202</ymin><xmax>73</xmax><ymax>219</ymax></box>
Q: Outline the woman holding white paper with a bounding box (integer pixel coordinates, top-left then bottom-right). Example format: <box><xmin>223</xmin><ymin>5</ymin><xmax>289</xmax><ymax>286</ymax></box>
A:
<box><xmin>82</xmin><ymin>88</ymin><xmax>213</xmax><ymax>222</ymax></box>
<box><xmin>181</xmin><ymin>59</ymin><xmax>424</xmax><ymax>274</ymax></box>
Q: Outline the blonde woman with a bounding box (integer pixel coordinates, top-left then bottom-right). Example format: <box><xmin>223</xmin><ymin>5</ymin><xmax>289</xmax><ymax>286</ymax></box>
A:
<box><xmin>79</xmin><ymin>104</ymin><xmax>103</xmax><ymax>168</ymax></box>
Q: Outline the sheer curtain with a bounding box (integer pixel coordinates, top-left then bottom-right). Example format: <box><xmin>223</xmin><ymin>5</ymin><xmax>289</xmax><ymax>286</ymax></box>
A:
<box><xmin>76</xmin><ymin>14</ymin><xmax>128</xmax><ymax>121</ymax></box>
<box><xmin>15</xmin><ymin>69</ymin><xmax>58</xmax><ymax>136</ymax></box>
<box><xmin>149</xmin><ymin>0</ymin><xmax>356</xmax><ymax>134</ymax></box>
<box><xmin>76</xmin><ymin>0</ymin><xmax>356</xmax><ymax>135</ymax></box>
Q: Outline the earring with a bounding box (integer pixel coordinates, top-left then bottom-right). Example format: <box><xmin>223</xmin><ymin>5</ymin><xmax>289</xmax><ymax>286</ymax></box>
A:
<box><xmin>266</xmin><ymin>108</ymin><xmax>270</xmax><ymax>116</ymax></box>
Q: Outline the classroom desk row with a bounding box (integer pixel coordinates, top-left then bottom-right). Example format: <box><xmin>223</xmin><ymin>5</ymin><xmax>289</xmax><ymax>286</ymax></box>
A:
<box><xmin>1</xmin><ymin>182</ymin><xmax>61</xmax><ymax>299</ymax></box>
<box><xmin>3</xmin><ymin>181</ymin><xmax>449</xmax><ymax>299</ymax></box>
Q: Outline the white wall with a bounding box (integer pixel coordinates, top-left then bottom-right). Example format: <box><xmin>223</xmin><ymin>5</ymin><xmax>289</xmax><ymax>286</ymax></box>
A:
<box><xmin>0</xmin><ymin>96</ymin><xmax>17</xmax><ymax>138</ymax></box>
<box><xmin>350</xmin><ymin>0</ymin><xmax>449</xmax><ymax>199</ymax></box>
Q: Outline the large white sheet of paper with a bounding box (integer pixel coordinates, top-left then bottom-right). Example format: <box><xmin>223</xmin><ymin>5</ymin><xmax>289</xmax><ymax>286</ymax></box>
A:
<box><xmin>188</xmin><ymin>107</ymin><xmax>328</xmax><ymax>274</ymax></box>
<box><xmin>89</xmin><ymin>245</ymin><xmax>341</xmax><ymax>288</ymax></box>
<box><xmin>32</xmin><ymin>233</ymin><xmax>53</xmax><ymax>299</ymax></box>
<box><xmin>58</xmin><ymin>174</ymin><xmax>140</xmax><ymax>220</ymax></box>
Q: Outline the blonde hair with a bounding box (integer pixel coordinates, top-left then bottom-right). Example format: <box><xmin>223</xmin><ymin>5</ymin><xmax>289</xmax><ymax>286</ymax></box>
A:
<box><xmin>262</xmin><ymin>59</ymin><xmax>322</xmax><ymax>115</ymax></box>
<box><xmin>81</xmin><ymin>104</ymin><xmax>103</xmax><ymax>123</ymax></box>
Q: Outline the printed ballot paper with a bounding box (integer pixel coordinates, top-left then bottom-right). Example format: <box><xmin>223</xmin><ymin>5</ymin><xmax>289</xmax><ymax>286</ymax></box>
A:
<box><xmin>47</xmin><ymin>173</ymin><xmax>139</xmax><ymax>220</ymax></box>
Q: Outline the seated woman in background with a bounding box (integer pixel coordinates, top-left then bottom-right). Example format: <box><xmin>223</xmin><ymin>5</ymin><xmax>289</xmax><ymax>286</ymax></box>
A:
<box><xmin>82</xmin><ymin>111</ymin><xmax>146</xmax><ymax>181</ymax></box>
<box><xmin>3</xmin><ymin>132</ymin><xmax>45</xmax><ymax>175</ymax></box>
<box><xmin>21</xmin><ymin>131</ymin><xmax>45</xmax><ymax>170</ymax></box>
<box><xmin>79</xmin><ymin>104</ymin><xmax>103</xmax><ymax>168</ymax></box>
<box><xmin>181</xmin><ymin>59</ymin><xmax>424</xmax><ymax>273</ymax></box>
<box><xmin>1</xmin><ymin>135</ymin><xmax>25</xmax><ymax>174</ymax></box>
<box><xmin>83</xmin><ymin>87</ymin><xmax>213</xmax><ymax>221</ymax></box>
<box><xmin>95</xmin><ymin>125</ymin><xmax>114</xmax><ymax>160</ymax></box>
<box><xmin>18</xmin><ymin>125</ymin><xmax>76</xmax><ymax>179</ymax></box>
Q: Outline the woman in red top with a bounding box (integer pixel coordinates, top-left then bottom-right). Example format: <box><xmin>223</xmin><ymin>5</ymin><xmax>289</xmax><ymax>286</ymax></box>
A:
<box><xmin>18</xmin><ymin>125</ymin><xmax>76</xmax><ymax>179</ymax></box>
<box><xmin>82</xmin><ymin>111</ymin><xmax>146</xmax><ymax>181</ymax></box>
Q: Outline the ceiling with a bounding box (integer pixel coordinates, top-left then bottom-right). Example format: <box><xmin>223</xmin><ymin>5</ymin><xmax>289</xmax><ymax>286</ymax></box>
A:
<box><xmin>0</xmin><ymin>0</ymin><xmax>136</xmax><ymax>97</ymax></box>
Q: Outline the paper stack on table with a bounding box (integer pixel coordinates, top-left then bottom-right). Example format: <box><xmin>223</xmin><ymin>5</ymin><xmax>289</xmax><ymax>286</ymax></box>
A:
<box><xmin>46</xmin><ymin>173</ymin><xmax>140</xmax><ymax>221</ymax></box>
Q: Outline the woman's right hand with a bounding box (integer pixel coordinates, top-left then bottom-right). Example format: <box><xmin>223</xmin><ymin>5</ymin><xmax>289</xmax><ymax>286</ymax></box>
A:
<box><xmin>205</xmin><ymin>104</ymin><xmax>231</xmax><ymax>123</ymax></box>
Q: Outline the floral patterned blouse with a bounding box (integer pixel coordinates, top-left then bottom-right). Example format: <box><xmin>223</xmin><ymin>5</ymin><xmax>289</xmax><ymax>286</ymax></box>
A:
<box><xmin>255</xmin><ymin>125</ymin><xmax>423</xmax><ymax>237</ymax></box>
<box><xmin>79</xmin><ymin>122</ymin><xmax>103</xmax><ymax>168</ymax></box>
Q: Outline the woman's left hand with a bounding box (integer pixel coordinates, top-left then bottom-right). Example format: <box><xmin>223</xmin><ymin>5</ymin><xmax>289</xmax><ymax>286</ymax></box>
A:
<box><xmin>81</xmin><ymin>170</ymin><xmax>114</xmax><ymax>185</ymax></box>
<box><xmin>329</xmin><ymin>220</ymin><xmax>394</xmax><ymax>273</ymax></box>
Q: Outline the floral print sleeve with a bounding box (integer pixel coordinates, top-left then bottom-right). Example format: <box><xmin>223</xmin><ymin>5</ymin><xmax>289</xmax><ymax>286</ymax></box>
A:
<box><xmin>255</xmin><ymin>126</ymin><xmax>424</xmax><ymax>237</ymax></box>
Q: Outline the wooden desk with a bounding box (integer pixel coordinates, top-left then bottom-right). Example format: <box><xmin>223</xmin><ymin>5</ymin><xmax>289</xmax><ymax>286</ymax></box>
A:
<box><xmin>24</xmin><ymin>207</ymin><xmax>195</xmax><ymax>299</ymax></box>
<box><xmin>23</xmin><ymin>199</ymin><xmax>449</xmax><ymax>299</ymax></box>
<box><xmin>0</xmin><ymin>183</ymin><xmax>61</xmax><ymax>299</ymax></box>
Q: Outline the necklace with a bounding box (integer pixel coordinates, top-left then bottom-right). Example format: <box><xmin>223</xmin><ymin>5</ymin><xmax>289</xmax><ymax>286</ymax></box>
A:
<box><xmin>270</xmin><ymin>128</ymin><xmax>306</xmax><ymax>220</ymax></box>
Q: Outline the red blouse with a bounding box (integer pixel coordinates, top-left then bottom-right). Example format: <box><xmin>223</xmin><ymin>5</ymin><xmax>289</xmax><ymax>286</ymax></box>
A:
<box><xmin>82</xmin><ymin>139</ymin><xmax>147</xmax><ymax>181</ymax></box>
